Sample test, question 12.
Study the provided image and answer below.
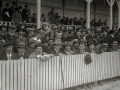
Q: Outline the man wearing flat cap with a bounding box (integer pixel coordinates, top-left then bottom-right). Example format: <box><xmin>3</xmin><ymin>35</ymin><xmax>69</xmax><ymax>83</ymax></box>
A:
<box><xmin>0</xmin><ymin>25</ymin><xmax>8</xmax><ymax>38</ymax></box>
<box><xmin>3</xmin><ymin>25</ymin><xmax>17</xmax><ymax>43</ymax></box>
<box><xmin>22</xmin><ymin>4</ymin><xmax>30</xmax><ymax>22</ymax></box>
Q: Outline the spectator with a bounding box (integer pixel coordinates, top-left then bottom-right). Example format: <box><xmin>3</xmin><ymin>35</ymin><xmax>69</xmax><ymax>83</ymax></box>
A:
<box><xmin>55</xmin><ymin>13</ymin><xmax>60</xmax><ymax>23</ymax></box>
<box><xmin>48</xmin><ymin>8</ymin><xmax>56</xmax><ymax>24</ymax></box>
<box><xmin>12</xmin><ymin>8</ymin><xmax>22</xmax><ymax>25</ymax></box>
<box><xmin>41</xmin><ymin>14</ymin><xmax>46</xmax><ymax>23</ymax></box>
<box><xmin>2</xmin><ymin>3</ymin><xmax>11</xmax><ymax>21</ymax></box>
<box><xmin>22</xmin><ymin>5</ymin><xmax>30</xmax><ymax>22</ymax></box>
<box><xmin>0</xmin><ymin>25</ymin><xmax>8</xmax><ymax>38</ymax></box>
<box><xmin>18</xmin><ymin>6</ymin><xmax>22</xmax><ymax>14</ymax></box>
<box><xmin>31</xmin><ymin>13</ymin><xmax>37</xmax><ymax>23</ymax></box>
<box><xmin>12</xmin><ymin>42</ymin><xmax>29</xmax><ymax>59</ymax></box>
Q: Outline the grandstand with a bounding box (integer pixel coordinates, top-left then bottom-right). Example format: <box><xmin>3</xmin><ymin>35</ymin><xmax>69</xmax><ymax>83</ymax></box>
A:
<box><xmin>0</xmin><ymin>0</ymin><xmax>120</xmax><ymax>90</ymax></box>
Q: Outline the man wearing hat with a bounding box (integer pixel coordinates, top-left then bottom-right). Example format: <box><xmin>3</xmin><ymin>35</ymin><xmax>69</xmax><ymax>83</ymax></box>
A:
<box><xmin>3</xmin><ymin>25</ymin><xmax>17</xmax><ymax>43</ymax></box>
<box><xmin>26</xmin><ymin>37</ymin><xmax>37</xmax><ymax>55</ymax></box>
<box><xmin>115</xmin><ymin>29</ymin><xmax>120</xmax><ymax>44</ymax></box>
<box><xmin>48</xmin><ymin>7</ymin><xmax>55</xmax><ymax>24</ymax></box>
<box><xmin>0</xmin><ymin>25</ymin><xmax>8</xmax><ymax>38</ymax></box>
<box><xmin>14</xmin><ymin>29</ymin><xmax>28</xmax><ymax>47</ymax></box>
<box><xmin>61</xmin><ymin>29</ymin><xmax>69</xmax><ymax>42</ymax></box>
<box><xmin>87</xmin><ymin>41</ymin><xmax>95</xmax><ymax>53</ymax></box>
<box><xmin>0</xmin><ymin>42</ymin><xmax>15</xmax><ymax>60</ymax></box>
<box><xmin>12</xmin><ymin>42</ymin><xmax>29</xmax><ymax>59</ymax></box>
<box><xmin>31</xmin><ymin>13</ymin><xmax>37</xmax><ymax>23</ymax></box>
<box><xmin>108</xmin><ymin>41</ymin><xmax>118</xmax><ymax>52</ymax></box>
<box><xmin>102</xmin><ymin>43</ymin><xmax>109</xmax><ymax>52</ymax></box>
<box><xmin>48</xmin><ymin>40</ymin><xmax>62</xmax><ymax>56</ymax></box>
<box><xmin>105</xmin><ymin>30</ymin><xmax>116</xmax><ymax>45</ymax></box>
<box><xmin>27</xmin><ymin>28</ymin><xmax>35</xmax><ymax>41</ymax></box>
<box><xmin>22</xmin><ymin>4</ymin><xmax>30</xmax><ymax>22</ymax></box>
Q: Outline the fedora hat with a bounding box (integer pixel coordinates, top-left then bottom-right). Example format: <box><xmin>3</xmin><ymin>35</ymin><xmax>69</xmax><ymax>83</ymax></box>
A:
<box><xmin>16</xmin><ymin>42</ymin><xmax>26</xmax><ymax>48</ymax></box>
<box><xmin>28</xmin><ymin>37</ymin><xmax>37</xmax><ymax>44</ymax></box>
<box><xmin>53</xmin><ymin>40</ymin><xmax>61</xmax><ymax>45</ymax></box>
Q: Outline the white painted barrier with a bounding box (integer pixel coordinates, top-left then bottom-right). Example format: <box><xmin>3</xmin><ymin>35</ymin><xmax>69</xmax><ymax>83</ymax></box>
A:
<box><xmin>0</xmin><ymin>51</ymin><xmax>120</xmax><ymax>90</ymax></box>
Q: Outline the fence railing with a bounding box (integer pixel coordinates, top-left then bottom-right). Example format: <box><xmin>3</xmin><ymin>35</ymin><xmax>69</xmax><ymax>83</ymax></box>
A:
<box><xmin>0</xmin><ymin>21</ymin><xmax>102</xmax><ymax>30</ymax></box>
<box><xmin>0</xmin><ymin>51</ymin><xmax>120</xmax><ymax>90</ymax></box>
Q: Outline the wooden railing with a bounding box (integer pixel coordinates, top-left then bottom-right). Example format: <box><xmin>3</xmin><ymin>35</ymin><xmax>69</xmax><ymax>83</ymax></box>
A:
<box><xmin>0</xmin><ymin>51</ymin><xmax>120</xmax><ymax>90</ymax></box>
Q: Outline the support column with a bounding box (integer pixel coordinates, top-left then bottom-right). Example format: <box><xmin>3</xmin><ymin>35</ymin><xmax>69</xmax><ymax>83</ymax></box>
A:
<box><xmin>86</xmin><ymin>0</ymin><xmax>92</xmax><ymax>29</ymax></box>
<box><xmin>116</xmin><ymin>0</ymin><xmax>120</xmax><ymax>29</ymax></box>
<box><xmin>106</xmin><ymin>0</ymin><xmax>115</xmax><ymax>30</ymax></box>
<box><xmin>37</xmin><ymin>0</ymin><xmax>41</xmax><ymax>29</ymax></box>
<box><xmin>62</xmin><ymin>0</ymin><xmax>66</xmax><ymax>17</ymax></box>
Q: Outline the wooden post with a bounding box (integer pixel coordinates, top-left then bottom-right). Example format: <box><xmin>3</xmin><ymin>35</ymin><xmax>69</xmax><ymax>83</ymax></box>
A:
<box><xmin>37</xmin><ymin>0</ymin><xmax>41</xmax><ymax>29</ymax></box>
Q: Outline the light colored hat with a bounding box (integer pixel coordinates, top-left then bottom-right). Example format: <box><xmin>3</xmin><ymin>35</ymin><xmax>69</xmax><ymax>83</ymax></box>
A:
<box><xmin>28</xmin><ymin>37</ymin><xmax>37</xmax><ymax>44</ymax></box>
<box><xmin>16</xmin><ymin>42</ymin><xmax>26</xmax><ymax>48</ymax></box>
<box><xmin>53</xmin><ymin>40</ymin><xmax>61</xmax><ymax>45</ymax></box>
<box><xmin>111</xmin><ymin>41</ymin><xmax>118</xmax><ymax>46</ymax></box>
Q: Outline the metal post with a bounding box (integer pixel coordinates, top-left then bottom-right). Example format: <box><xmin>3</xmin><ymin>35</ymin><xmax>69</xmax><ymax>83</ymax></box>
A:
<box><xmin>86</xmin><ymin>0</ymin><xmax>92</xmax><ymax>29</ymax></box>
<box><xmin>37</xmin><ymin>0</ymin><xmax>41</xmax><ymax>29</ymax></box>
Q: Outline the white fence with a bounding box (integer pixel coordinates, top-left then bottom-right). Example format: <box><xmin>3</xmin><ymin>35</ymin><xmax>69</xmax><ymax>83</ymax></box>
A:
<box><xmin>0</xmin><ymin>51</ymin><xmax>120</xmax><ymax>90</ymax></box>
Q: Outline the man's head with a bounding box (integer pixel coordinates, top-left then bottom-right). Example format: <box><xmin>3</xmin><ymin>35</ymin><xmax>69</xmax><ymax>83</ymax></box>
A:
<box><xmin>8</xmin><ymin>25</ymin><xmax>16</xmax><ymax>34</ymax></box>
<box><xmin>17</xmin><ymin>42</ymin><xmax>26</xmax><ymax>54</ymax></box>
<box><xmin>6</xmin><ymin>3</ymin><xmax>9</xmax><ymax>7</ymax></box>
<box><xmin>16</xmin><ymin>29</ymin><xmax>25</xmax><ymax>36</ymax></box>
<box><xmin>111</xmin><ymin>41</ymin><xmax>118</xmax><ymax>50</ymax></box>
<box><xmin>48</xmin><ymin>39</ymin><xmax>54</xmax><ymax>46</ymax></box>
<box><xmin>79</xmin><ymin>43</ymin><xmax>85</xmax><ymax>52</ymax></box>
<box><xmin>34</xmin><ymin>44</ymin><xmax>43</xmax><ymax>54</ymax></box>
<box><xmin>102</xmin><ymin>43</ymin><xmax>109</xmax><ymax>51</ymax></box>
<box><xmin>24</xmin><ymin>5</ymin><xmax>28</xmax><ymax>9</ymax></box>
<box><xmin>88</xmin><ymin>42</ymin><xmax>94</xmax><ymax>50</ymax></box>
<box><xmin>1</xmin><ymin>25</ymin><xmax>7</xmax><ymax>33</ymax></box>
<box><xmin>53</xmin><ymin>40</ymin><xmax>61</xmax><ymax>51</ymax></box>
<box><xmin>28</xmin><ymin>37</ymin><xmax>37</xmax><ymax>48</ymax></box>
<box><xmin>3</xmin><ymin>42</ymin><xmax>13</xmax><ymax>53</ymax></box>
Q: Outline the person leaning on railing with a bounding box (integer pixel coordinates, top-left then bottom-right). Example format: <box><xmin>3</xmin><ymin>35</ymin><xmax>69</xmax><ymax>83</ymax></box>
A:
<box><xmin>29</xmin><ymin>43</ymin><xmax>53</xmax><ymax>59</ymax></box>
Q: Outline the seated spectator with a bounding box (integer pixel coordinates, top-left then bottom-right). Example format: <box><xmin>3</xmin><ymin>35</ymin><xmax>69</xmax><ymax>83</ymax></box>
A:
<box><xmin>0</xmin><ymin>25</ymin><xmax>8</xmax><ymax>38</ymax></box>
<box><xmin>27</xmin><ymin>28</ymin><xmax>35</xmax><ymax>41</ymax></box>
<box><xmin>62</xmin><ymin>43</ymin><xmax>74</xmax><ymax>55</ymax></box>
<box><xmin>29</xmin><ymin>44</ymin><xmax>48</xmax><ymax>58</ymax></box>
<box><xmin>48</xmin><ymin>40</ymin><xmax>62</xmax><ymax>56</ymax></box>
<box><xmin>0</xmin><ymin>37</ymin><xmax>5</xmax><ymax>53</ymax></box>
<box><xmin>31</xmin><ymin>13</ymin><xmax>37</xmax><ymax>23</ymax></box>
<box><xmin>15</xmin><ymin>29</ymin><xmax>28</xmax><ymax>47</ymax></box>
<box><xmin>2</xmin><ymin>3</ymin><xmax>11</xmax><ymax>21</ymax></box>
<box><xmin>41</xmin><ymin>14</ymin><xmax>46</xmax><ymax>23</ymax></box>
<box><xmin>12</xmin><ymin>42</ymin><xmax>29</xmax><ymax>59</ymax></box>
<box><xmin>26</xmin><ymin>37</ymin><xmax>37</xmax><ymax>55</ymax></box>
<box><xmin>75</xmin><ymin>43</ymin><xmax>87</xmax><ymax>54</ymax></box>
<box><xmin>3</xmin><ymin>25</ymin><xmax>17</xmax><ymax>43</ymax></box>
<box><xmin>94</xmin><ymin>42</ymin><xmax>103</xmax><ymax>53</ymax></box>
<box><xmin>0</xmin><ymin>42</ymin><xmax>14</xmax><ymax>60</ymax></box>
<box><xmin>102</xmin><ymin>43</ymin><xmax>109</xmax><ymax>52</ymax></box>
<box><xmin>108</xmin><ymin>41</ymin><xmax>118</xmax><ymax>51</ymax></box>
<box><xmin>115</xmin><ymin>29</ymin><xmax>120</xmax><ymax>44</ymax></box>
<box><xmin>87</xmin><ymin>41</ymin><xmax>95</xmax><ymax>53</ymax></box>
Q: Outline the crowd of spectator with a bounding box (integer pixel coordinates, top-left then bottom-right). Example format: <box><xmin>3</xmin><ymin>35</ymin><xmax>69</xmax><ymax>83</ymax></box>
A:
<box><xmin>0</xmin><ymin>21</ymin><xmax>120</xmax><ymax>60</ymax></box>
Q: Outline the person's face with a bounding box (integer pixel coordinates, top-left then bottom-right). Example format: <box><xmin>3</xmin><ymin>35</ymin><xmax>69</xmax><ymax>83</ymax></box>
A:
<box><xmin>95</xmin><ymin>44</ymin><xmax>101</xmax><ymax>50</ymax></box>
<box><xmin>70</xmin><ymin>32</ymin><xmax>74</xmax><ymax>36</ymax></box>
<box><xmin>35</xmin><ymin>47</ymin><xmax>42</xmax><ymax>54</ymax></box>
<box><xmin>18</xmin><ymin>30</ymin><xmax>24</xmax><ymax>36</ymax></box>
<box><xmin>2</xmin><ymin>27</ymin><xmax>7</xmax><ymax>33</ymax></box>
<box><xmin>5</xmin><ymin>46</ymin><xmax>13</xmax><ymax>53</ymax></box>
<box><xmin>67</xmin><ymin>41</ymin><xmax>73</xmax><ymax>46</ymax></box>
<box><xmin>9</xmin><ymin>28</ymin><xmax>15</xmax><ymax>34</ymax></box>
<box><xmin>56</xmin><ymin>34</ymin><xmax>62</xmax><ymax>39</ymax></box>
<box><xmin>17</xmin><ymin>47</ymin><xmax>25</xmax><ymax>54</ymax></box>
<box><xmin>112</xmin><ymin>45</ymin><xmax>118</xmax><ymax>50</ymax></box>
<box><xmin>89</xmin><ymin>44</ymin><xmax>94</xmax><ymax>50</ymax></box>
<box><xmin>65</xmin><ymin>46</ymin><xmax>71</xmax><ymax>51</ymax></box>
<box><xmin>82</xmin><ymin>32</ymin><xmax>86</xmax><ymax>36</ymax></box>
<box><xmin>76</xmin><ymin>31</ymin><xmax>81</xmax><ymax>37</ymax></box>
<box><xmin>79</xmin><ymin>45</ymin><xmax>85</xmax><ymax>51</ymax></box>
<box><xmin>36</xmin><ymin>32</ymin><xmax>42</xmax><ymax>38</ymax></box>
<box><xmin>48</xmin><ymin>40</ymin><xmax>53</xmax><ymax>46</ymax></box>
<box><xmin>29</xmin><ymin>43</ymin><xmax>36</xmax><ymax>48</ymax></box>
<box><xmin>103</xmin><ymin>31</ymin><xmax>107</xmax><ymax>36</ymax></box>
<box><xmin>54</xmin><ymin>44</ymin><xmax>61</xmax><ymax>51</ymax></box>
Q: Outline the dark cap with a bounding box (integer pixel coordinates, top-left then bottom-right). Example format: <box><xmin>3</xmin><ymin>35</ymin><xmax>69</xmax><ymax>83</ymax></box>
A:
<box><xmin>3</xmin><ymin>42</ymin><xmax>13</xmax><ymax>47</ymax></box>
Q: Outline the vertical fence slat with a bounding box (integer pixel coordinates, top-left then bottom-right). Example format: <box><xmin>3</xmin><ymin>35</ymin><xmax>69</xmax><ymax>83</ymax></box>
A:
<box><xmin>14</xmin><ymin>60</ymin><xmax>17</xmax><ymax>90</ymax></box>
<box><xmin>21</xmin><ymin>60</ymin><xmax>24</xmax><ymax>90</ymax></box>
<box><xmin>27</xmin><ymin>59</ymin><xmax>31</xmax><ymax>90</ymax></box>
<box><xmin>18</xmin><ymin>60</ymin><xmax>21</xmax><ymax>90</ymax></box>
<box><xmin>36</xmin><ymin>59</ymin><xmax>39</xmax><ymax>90</ymax></box>
<box><xmin>6</xmin><ymin>61</ymin><xmax>9</xmax><ymax>90</ymax></box>
<box><xmin>0</xmin><ymin>62</ymin><xmax>1</xmax><ymax>90</ymax></box>
<box><xmin>10</xmin><ymin>60</ymin><xmax>13</xmax><ymax>90</ymax></box>
<box><xmin>2</xmin><ymin>61</ymin><xmax>5</xmax><ymax>90</ymax></box>
<box><xmin>24</xmin><ymin>60</ymin><xmax>28</xmax><ymax>90</ymax></box>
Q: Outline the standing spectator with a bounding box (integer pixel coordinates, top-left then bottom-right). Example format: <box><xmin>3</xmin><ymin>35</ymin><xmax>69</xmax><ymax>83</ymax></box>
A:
<box><xmin>10</xmin><ymin>1</ymin><xmax>17</xmax><ymax>20</ymax></box>
<box><xmin>41</xmin><ymin>14</ymin><xmax>46</xmax><ymax>23</ymax></box>
<box><xmin>18</xmin><ymin>6</ymin><xmax>22</xmax><ymax>14</ymax></box>
<box><xmin>48</xmin><ymin>8</ymin><xmax>56</xmax><ymax>24</ymax></box>
<box><xmin>22</xmin><ymin>5</ymin><xmax>30</xmax><ymax>22</ymax></box>
<box><xmin>12</xmin><ymin>8</ymin><xmax>22</xmax><ymax>26</ymax></box>
<box><xmin>31</xmin><ymin>13</ymin><xmax>37</xmax><ymax>23</ymax></box>
<box><xmin>60</xmin><ymin>16</ymin><xmax>66</xmax><ymax>25</ymax></box>
<box><xmin>55</xmin><ymin>13</ymin><xmax>60</xmax><ymax>23</ymax></box>
<box><xmin>2</xmin><ymin>3</ymin><xmax>11</xmax><ymax>21</ymax></box>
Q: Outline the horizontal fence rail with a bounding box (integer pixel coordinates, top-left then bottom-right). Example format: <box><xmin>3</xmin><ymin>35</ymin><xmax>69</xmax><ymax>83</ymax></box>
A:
<box><xmin>0</xmin><ymin>51</ymin><xmax>120</xmax><ymax>90</ymax></box>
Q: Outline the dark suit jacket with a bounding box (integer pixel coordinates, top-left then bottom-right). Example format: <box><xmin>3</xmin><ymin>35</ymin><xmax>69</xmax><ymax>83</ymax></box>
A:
<box><xmin>49</xmin><ymin>48</ymin><xmax>63</xmax><ymax>56</ymax></box>
<box><xmin>0</xmin><ymin>51</ymin><xmax>16</xmax><ymax>60</ymax></box>
<box><xmin>105</xmin><ymin>34</ymin><xmax>116</xmax><ymax>44</ymax></box>
<box><xmin>12</xmin><ymin>52</ymin><xmax>29</xmax><ymax>60</ymax></box>
<box><xmin>3</xmin><ymin>33</ymin><xmax>17</xmax><ymax>43</ymax></box>
<box><xmin>115</xmin><ymin>34</ymin><xmax>120</xmax><ymax>44</ymax></box>
<box><xmin>86</xmin><ymin>34</ymin><xmax>95</xmax><ymax>43</ymax></box>
<box><xmin>15</xmin><ymin>36</ymin><xmax>28</xmax><ymax>46</ymax></box>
